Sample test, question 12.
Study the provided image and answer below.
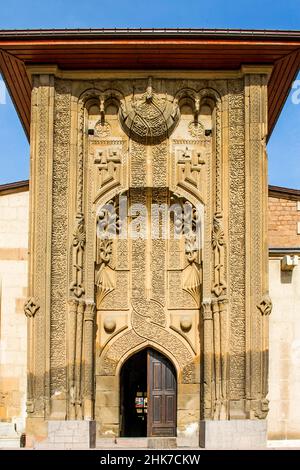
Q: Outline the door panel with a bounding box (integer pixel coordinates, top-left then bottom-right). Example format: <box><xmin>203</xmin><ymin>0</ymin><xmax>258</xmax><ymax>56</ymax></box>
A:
<box><xmin>147</xmin><ymin>349</ymin><xmax>177</xmax><ymax>437</ymax></box>
<box><xmin>153</xmin><ymin>362</ymin><xmax>162</xmax><ymax>390</ymax></box>
<box><xmin>166</xmin><ymin>395</ymin><xmax>175</xmax><ymax>423</ymax></box>
<box><xmin>153</xmin><ymin>395</ymin><xmax>162</xmax><ymax>423</ymax></box>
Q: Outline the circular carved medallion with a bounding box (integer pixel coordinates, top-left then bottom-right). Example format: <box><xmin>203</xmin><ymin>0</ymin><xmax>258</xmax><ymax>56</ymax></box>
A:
<box><xmin>180</xmin><ymin>316</ymin><xmax>192</xmax><ymax>332</ymax></box>
<box><xmin>103</xmin><ymin>317</ymin><xmax>116</xmax><ymax>334</ymax></box>
<box><xmin>188</xmin><ymin>120</ymin><xmax>204</xmax><ymax>138</ymax></box>
<box><xmin>119</xmin><ymin>78</ymin><xmax>179</xmax><ymax>144</ymax></box>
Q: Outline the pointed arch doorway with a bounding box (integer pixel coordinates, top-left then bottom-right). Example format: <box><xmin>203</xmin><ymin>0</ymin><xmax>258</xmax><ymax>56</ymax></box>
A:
<box><xmin>120</xmin><ymin>348</ymin><xmax>177</xmax><ymax>437</ymax></box>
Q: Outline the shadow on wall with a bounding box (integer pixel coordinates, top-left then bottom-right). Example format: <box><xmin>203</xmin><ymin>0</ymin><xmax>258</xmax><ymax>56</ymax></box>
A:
<box><xmin>280</xmin><ymin>270</ymin><xmax>293</xmax><ymax>284</ymax></box>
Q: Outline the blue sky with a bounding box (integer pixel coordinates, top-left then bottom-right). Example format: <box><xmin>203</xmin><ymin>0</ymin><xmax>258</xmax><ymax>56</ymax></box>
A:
<box><xmin>0</xmin><ymin>0</ymin><xmax>300</xmax><ymax>187</ymax></box>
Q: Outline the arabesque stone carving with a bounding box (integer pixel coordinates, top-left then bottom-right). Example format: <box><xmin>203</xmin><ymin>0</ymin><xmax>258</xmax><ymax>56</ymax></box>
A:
<box><xmin>182</xmin><ymin>233</ymin><xmax>201</xmax><ymax>305</ymax></box>
<box><xmin>96</xmin><ymin>239</ymin><xmax>116</xmax><ymax>304</ymax></box>
<box><xmin>212</xmin><ymin>214</ymin><xmax>226</xmax><ymax>297</ymax></box>
<box><xmin>26</xmin><ymin>73</ymin><xmax>270</xmax><ymax>443</ymax></box>
<box><xmin>120</xmin><ymin>77</ymin><xmax>180</xmax><ymax>143</ymax></box>
<box><xmin>70</xmin><ymin>216</ymin><xmax>85</xmax><ymax>298</ymax></box>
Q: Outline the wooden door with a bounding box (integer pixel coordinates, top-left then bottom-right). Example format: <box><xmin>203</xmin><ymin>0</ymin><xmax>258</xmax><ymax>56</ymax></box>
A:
<box><xmin>147</xmin><ymin>349</ymin><xmax>177</xmax><ymax>437</ymax></box>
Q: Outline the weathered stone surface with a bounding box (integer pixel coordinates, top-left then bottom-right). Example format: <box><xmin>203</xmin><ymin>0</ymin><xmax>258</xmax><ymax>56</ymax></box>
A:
<box><xmin>35</xmin><ymin>420</ymin><xmax>96</xmax><ymax>449</ymax></box>
<box><xmin>21</xmin><ymin>70</ymin><xmax>270</xmax><ymax>448</ymax></box>
<box><xmin>199</xmin><ymin>420</ymin><xmax>267</xmax><ymax>449</ymax></box>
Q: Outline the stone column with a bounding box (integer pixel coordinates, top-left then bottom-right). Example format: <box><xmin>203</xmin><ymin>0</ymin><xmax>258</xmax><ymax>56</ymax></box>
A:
<box><xmin>83</xmin><ymin>301</ymin><xmax>96</xmax><ymax>420</ymax></box>
<box><xmin>26</xmin><ymin>74</ymin><xmax>55</xmax><ymax>443</ymax></box>
<box><xmin>244</xmin><ymin>71</ymin><xmax>271</xmax><ymax>420</ymax></box>
<box><xmin>200</xmin><ymin>69</ymin><xmax>271</xmax><ymax>449</ymax></box>
<box><xmin>201</xmin><ymin>300</ymin><xmax>213</xmax><ymax>419</ymax></box>
<box><xmin>75</xmin><ymin>300</ymin><xmax>85</xmax><ymax>420</ymax></box>
<box><xmin>68</xmin><ymin>299</ymin><xmax>78</xmax><ymax>419</ymax></box>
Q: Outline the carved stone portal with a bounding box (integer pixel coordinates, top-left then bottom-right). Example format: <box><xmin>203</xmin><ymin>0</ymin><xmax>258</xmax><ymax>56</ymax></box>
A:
<box><xmin>26</xmin><ymin>73</ymin><xmax>270</xmax><ymax>447</ymax></box>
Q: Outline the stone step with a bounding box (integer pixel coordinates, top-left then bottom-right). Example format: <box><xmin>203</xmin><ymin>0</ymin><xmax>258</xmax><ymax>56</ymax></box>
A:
<box><xmin>96</xmin><ymin>437</ymin><xmax>177</xmax><ymax>449</ymax></box>
<box><xmin>0</xmin><ymin>438</ymin><xmax>20</xmax><ymax>449</ymax></box>
<box><xmin>0</xmin><ymin>423</ymin><xmax>21</xmax><ymax>449</ymax></box>
<box><xmin>116</xmin><ymin>438</ymin><xmax>149</xmax><ymax>448</ymax></box>
<box><xmin>96</xmin><ymin>437</ymin><xmax>148</xmax><ymax>448</ymax></box>
<box><xmin>0</xmin><ymin>423</ymin><xmax>19</xmax><ymax>437</ymax></box>
<box><xmin>148</xmin><ymin>437</ymin><xmax>177</xmax><ymax>449</ymax></box>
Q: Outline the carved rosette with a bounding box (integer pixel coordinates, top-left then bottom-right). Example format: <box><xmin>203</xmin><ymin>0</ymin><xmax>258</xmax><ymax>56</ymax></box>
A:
<box><xmin>188</xmin><ymin>120</ymin><xmax>205</xmax><ymax>138</ymax></box>
<box><xmin>24</xmin><ymin>297</ymin><xmax>40</xmax><ymax>318</ymax></box>
<box><xmin>257</xmin><ymin>294</ymin><xmax>272</xmax><ymax>316</ymax></box>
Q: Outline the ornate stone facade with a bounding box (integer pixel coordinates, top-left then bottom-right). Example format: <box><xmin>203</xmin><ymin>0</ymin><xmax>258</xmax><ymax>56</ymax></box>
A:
<box><xmin>26</xmin><ymin>70</ymin><xmax>270</xmax><ymax>447</ymax></box>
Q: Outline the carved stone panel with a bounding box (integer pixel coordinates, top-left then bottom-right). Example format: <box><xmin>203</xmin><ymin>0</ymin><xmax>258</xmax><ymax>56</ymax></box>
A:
<box><xmin>27</xmin><ymin>75</ymin><xmax>270</xmax><ymax>436</ymax></box>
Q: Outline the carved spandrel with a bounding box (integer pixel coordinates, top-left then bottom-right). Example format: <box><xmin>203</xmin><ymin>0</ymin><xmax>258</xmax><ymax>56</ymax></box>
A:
<box><xmin>97</xmin><ymin>271</ymin><xmax>129</xmax><ymax>311</ymax></box>
<box><xmin>116</xmin><ymin>239</ymin><xmax>128</xmax><ymax>270</ymax></box>
<box><xmin>168</xmin><ymin>271</ymin><xmax>197</xmax><ymax>310</ymax></box>
<box><xmin>168</xmin><ymin>239</ymin><xmax>183</xmax><ymax>270</ymax></box>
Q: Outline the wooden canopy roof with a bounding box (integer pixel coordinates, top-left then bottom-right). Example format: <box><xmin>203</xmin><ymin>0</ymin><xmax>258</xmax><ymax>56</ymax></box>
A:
<box><xmin>0</xmin><ymin>28</ymin><xmax>300</xmax><ymax>140</ymax></box>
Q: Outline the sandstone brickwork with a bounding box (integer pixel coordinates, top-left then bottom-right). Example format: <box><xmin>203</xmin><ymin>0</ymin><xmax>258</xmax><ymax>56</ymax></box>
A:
<box><xmin>0</xmin><ymin>187</ymin><xmax>28</xmax><ymax>431</ymax></box>
<box><xmin>268</xmin><ymin>188</ymin><xmax>300</xmax><ymax>248</ymax></box>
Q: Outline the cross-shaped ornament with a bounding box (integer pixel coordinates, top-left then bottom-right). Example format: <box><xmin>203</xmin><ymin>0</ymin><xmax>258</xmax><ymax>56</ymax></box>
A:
<box><xmin>177</xmin><ymin>146</ymin><xmax>205</xmax><ymax>186</ymax></box>
<box><xmin>94</xmin><ymin>148</ymin><xmax>121</xmax><ymax>185</ymax></box>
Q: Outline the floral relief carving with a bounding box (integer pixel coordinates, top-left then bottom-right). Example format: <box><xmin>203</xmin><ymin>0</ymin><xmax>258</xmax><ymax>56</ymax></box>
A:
<box><xmin>70</xmin><ymin>216</ymin><xmax>86</xmax><ymax>298</ymax></box>
<box><xmin>95</xmin><ymin>239</ymin><xmax>116</xmax><ymax>305</ymax></box>
<box><xmin>188</xmin><ymin>120</ymin><xmax>205</xmax><ymax>138</ymax></box>
<box><xmin>212</xmin><ymin>214</ymin><xmax>227</xmax><ymax>297</ymax></box>
<box><xmin>182</xmin><ymin>233</ymin><xmax>201</xmax><ymax>306</ymax></box>
<box><xmin>94</xmin><ymin>120</ymin><xmax>111</xmax><ymax>138</ymax></box>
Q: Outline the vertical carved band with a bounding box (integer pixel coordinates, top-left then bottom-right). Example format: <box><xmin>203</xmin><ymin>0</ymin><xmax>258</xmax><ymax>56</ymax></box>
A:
<box><xmin>84</xmin><ymin>301</ymin><xmax>96</xmax><ymax>419</ymax></box>
<box><xmin>27</xmin><ymin>75</ymin><xmax>54</xmax><ymax>416</ymax></box>
<box><xmin>245</xmin><ymin>74</ymin><xmax>270</xmax><ymax>419</ymax></box>
<box><xmin>202</xmin><ymin>300</ymin><xmax>213</xmax><ymax>418</ymax></box>
<box><xmin>68</xmin><ymin>299</ymin><xmax>78</xmax><ymax>419</ymax></box>
<box><xmin>228</xmin><ymin>80</ymin><xmax>246</xmax><ymax>406</ymax></box>
<box><xmin>75</xmin><ymin>300</ymin><xmax>85</xmax><ymax>419</ymax></box>
<box><xmin>50</xmin><ymin>80</ymin><xmax>71</xmax><ymax>401</ymax></box>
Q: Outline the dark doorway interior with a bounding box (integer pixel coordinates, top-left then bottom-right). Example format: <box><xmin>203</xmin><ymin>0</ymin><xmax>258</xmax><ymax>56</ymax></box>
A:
<box><xmin>120</xmin><ymin>348</ymin><xmax>177</xmax><ymax>438</ymax></box>
<box><xmin>120</xmin><ymin>349</ymin><xmax>147</xmax><ymax>437</ymax></box>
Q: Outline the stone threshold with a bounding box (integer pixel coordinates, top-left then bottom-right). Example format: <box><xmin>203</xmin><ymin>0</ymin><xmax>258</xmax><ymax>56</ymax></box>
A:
<box><xmin>96</xmin><ymin>437</ymin><xmax>179</xmax><ymax>449</ymax></box>
<box><xmin>267</xmin><ymin>439</ymin><xmax>300</xmax><ymax>449</ymax></box>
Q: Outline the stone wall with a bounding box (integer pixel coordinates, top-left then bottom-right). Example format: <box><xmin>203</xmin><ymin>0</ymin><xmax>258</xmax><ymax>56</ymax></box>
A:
<box><xmin>269</xmin><ymin>196</ymin><xmax>300</xmax><ymax>248</ymax></box>
<box><xmin>23</xmin><ymin>70</ymin><xmax>270</xmax><ymax>449</ymax></box>
<box><xmin>1</xmin><ymin>186</ymin><xmax>300</xmax><ymax>444</ymax></box>
<box><xmin>0</xmin><ymin>189</ymin><xmax>28</xmax><ymax>431</ymax></box>
<box><xmin>268</xmin><ymin>258</ymin><xmax>300</xmax><ymax>440</ymax></box>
